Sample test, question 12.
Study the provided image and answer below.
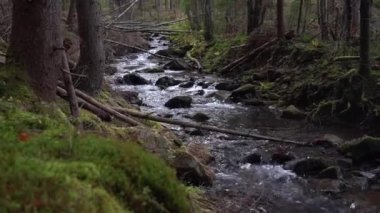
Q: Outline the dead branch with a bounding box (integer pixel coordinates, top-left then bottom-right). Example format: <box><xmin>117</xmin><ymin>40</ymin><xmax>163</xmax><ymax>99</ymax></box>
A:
<box><xmin>113</xmin><ymin>107</ymin><xmax>307</xmax><ymax>146</ymax></box>
<box><xmin>57</xmin><ymin>83</ymin><xmax>141</xmax><ymax>126</ymax></box>
<box><xmin>106</xmin><ymin>0</ymin><xmax>139</xmax><ymax>27</ymax></box>
<box><xmin>220</xmin><ymin>38</ymin><xmax>277</xmax><ymax>74</ymax></box>
<box><xmin>57</xmin><ymin>87</ymin><xmax>111</xmax><ymax>121</ymax></box>
<box><xmin>60</xmin><ymin>52</ymin><xmax>80</xmax><ymax>118</ymax></box>
<box><xmin>333</xmin><ymin>56</ymin><xmax>380</xmax><ymax>61</ymax></box>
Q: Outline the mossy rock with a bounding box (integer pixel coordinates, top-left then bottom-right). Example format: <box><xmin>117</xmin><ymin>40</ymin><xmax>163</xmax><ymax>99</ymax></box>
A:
<box><xmin>338</xmin><ymin>136</ymin><xmax>380</xmax><ymax>163</ymax></box>
<box><xmin>281</xmin><ymin>105</ymin><xmax>306</xmax><ymax>120</ymax></box>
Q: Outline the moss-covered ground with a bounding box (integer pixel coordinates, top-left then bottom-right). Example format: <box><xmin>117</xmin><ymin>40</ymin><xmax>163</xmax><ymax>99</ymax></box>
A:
<box><xmin>0</xmin><ymin>64</ymin><xmax>194</xmax><ymax>212</ymax></box>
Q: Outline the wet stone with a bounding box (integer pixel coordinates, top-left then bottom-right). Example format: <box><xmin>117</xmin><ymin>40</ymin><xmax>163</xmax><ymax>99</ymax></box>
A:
<box><xmin>271</xmin><ymin>152</ymin><xmax>296</xmax><ymax>164</ymax></box>
<box><xmin>191</xmin><ymin>112</ymin><xmax>210</xmax><ymax>122</ymax></box>
<box><xmin>316</xmin><ymin>166</ymin><xmax>341</xmax><ymax>179</ymax></box>
<box><xmin>241</xmin><ymin>153</ymin><xmax>262</xmax><ymax>164</ymax></box>
<box><xmin>196</xmin><ymin>90</ymin><xmax>205</xmax><ymax>96</ymax></box>
<box><xmin>179</xmin><ymin>81</ymin><xmax>194</xmax><ymax>88</ymax></box>
<box><xmin>285</xmin><ymin>157</ymin><xmax>329</xmax><ymax>177</ymax></box>
<box><xmin>122</xmin><ymin>73</ymin><xmax>149</xmax><ymax>85</ymax></box>
<box><xmin>215</xmin><ymin>82</ymin><xmax>241</xmax><ymax>91</ymax></box>
<box><xmin>164</xmin><ymin>96</ymin><xmax>192</xmax><ymax>109</ymax></box>
<box><xmin>281</xmin><ymin>105</ymin><xmax>306</xmax><ymax>120</ymax></box>
<box><xmin>155</xmin><ymin>76</ymin><xmax>181</xmax><ymax>89</ymax></box>
<box><xmin>311</xmin><ymin>134</ymin><xmax>344</xmax><ymax>148</ymax></box>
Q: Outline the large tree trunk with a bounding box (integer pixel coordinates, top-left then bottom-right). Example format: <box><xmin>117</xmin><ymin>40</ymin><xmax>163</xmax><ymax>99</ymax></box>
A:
<box><xmin>203</xmin><ymin>0</ymin><xmax>214</xmax><ymax>42</ymax></box>
<box><xmin>67</xmin><ymin>0</ymin><xmax>77</xmax><ymax>32</ymax></box>
<box><xmin>296</xmin><ymin>0</ymin><xmax>304</xmax><ymax>34</ymax></box>
<box><xmin>76</xmin><ymin>0</ymin><xmax>105</xmax><ymax>95</ymax></box>
<box><xmin>247</xmin><ymin>0</ymin><xmax>263</xmax><ymax>34</ymax></box>
<box><xmin>9</xmin><ymin>0</ymin><xmax>62</xmax><ymax>101</ymax></box>
<box><xmin>359</xmin><ymin>0</ymin><xmax>371</xmax><ymax>76</ymax></box>
<box><xmin>276</xmin><ymin>0</ymin><xmax>285</xmax><ymax>39</ymax></box>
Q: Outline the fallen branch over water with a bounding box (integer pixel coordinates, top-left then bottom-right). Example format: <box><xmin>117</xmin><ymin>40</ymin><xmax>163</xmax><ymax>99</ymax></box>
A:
<box><xmin>57</xmin><ymin>86</ymin><xmax>307</xmax><ymax>145</ymax></box>
<box><xmin>113</xmin><ymin>107</ymin><xmax>307</xmax><ymax>146</ymax></box>
<box><xmin>186</xmin><ymin>51</ymin><xmax>202</xmax><ymax>71</ymax></box>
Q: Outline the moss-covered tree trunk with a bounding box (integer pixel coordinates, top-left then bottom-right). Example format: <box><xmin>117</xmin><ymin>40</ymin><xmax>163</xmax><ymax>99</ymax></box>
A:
<box><xmin>9</xmin><ymin>0</ymin><xmax>62</xmax><ymax>101</ymax></box>
<box><xmin>359</xmin><ymin>0</ymin><xmax>371</xmax><ymax>76</ymax></box>
<box><xmin>76</xmin><ymin>0</ymin><xmax>105</xmax><ymax>95</ymax></box>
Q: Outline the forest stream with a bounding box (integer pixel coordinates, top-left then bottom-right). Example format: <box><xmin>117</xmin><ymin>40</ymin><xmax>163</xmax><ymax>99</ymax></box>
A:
<box><xmin>107</xmin><ymin>35</ymin><xmax>380</xmax><ymax>213</ymax></box>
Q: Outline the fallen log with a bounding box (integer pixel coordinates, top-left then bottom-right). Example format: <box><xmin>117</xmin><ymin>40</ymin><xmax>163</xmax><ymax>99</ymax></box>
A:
<box><xmin>334</xmin><ymin>56</ymin><xmax>380</xmax><ymax>61</ymax></box>
<box><xmin>104</xmin><ymin>39</ymin><xmax>173</xmax><ymax>61</ymax></box>
<box><xmin>220</xmin><ymin>38</ymin><xmax>277</xmax><ymax>74</ymax></box>
<box><xmin>57</xmin><ymin>83</ymin><xmax>141</xmax><ymax>126</ymax></box>
<box><xmin>113</xmin><ymin>107</ymin><xmax>308</xmax><ymax>146</ymax></box>
<box><xmin>106</xmin><ymin>0</ymin><xmax>139</xmax><ymax>27</ymax></box>
<box><xmin>57</xmin><ymin>87</ymin><xmax>112</xmax><ymax>122</ymax></box>
<box><xmin>60</xmin><ymin>52</ymin><xmax>80</xmax><ymax>118</ymax></box>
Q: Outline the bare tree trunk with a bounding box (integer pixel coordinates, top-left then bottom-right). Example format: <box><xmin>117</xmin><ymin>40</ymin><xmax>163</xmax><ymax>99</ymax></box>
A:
<box><xmin>344</xmin><ymin>0</ymin><xmax>352</xmax><ymax>42</ymax></box>
<box><xmin>9</xmin><ymin>0</ymin><xmax>62</xmax><ymax>101</ymax></box>
<box><xmin>76</xmin><ymin>0</ymin><xmax>105</xmax><ymax>95</ymax></box>
<box><xmin>203</xmin><ymin>0</ymin><xmax>214</xmax><ymax>42</ymax></box>
<box><xmin>67</xmin><ymin>0</ymin><xmax>77</xmax><ymax>32</ymax></box>
<box><xmin>319</xmin><ymin>0</ymin><xmax>328</xmax><ymax>40</ymax></box>
<box><xmin>276</xmin><ymin>0</ymin><xmax>285</xmax><ymax>39</ymax></box>
<box><xmin>359</xmin><ymin>0</ymin><xmax>371</xmax><ymax>76</ymax></box>
<box><xmin>296</xmin><ymin>0</ymin><xmax>304</xmax><ymax>34</ymax></box>
<box><xmin>247</xmin><ymin>0</ymin><xmax>263</xmax><ymax>34</ymax></box>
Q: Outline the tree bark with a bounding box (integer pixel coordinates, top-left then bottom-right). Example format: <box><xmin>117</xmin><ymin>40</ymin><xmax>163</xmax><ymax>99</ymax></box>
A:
<box><xmin>319</xmin><ymin>0</ymin><xmax>328</xmax><ymax>40</ymax></box>
<box><xmin>296</xmin><ymin>0</ymin><xmax>304</xmax><ymax>34</ymax></box>
<box><xmin>76</xmin><ymin>0</ymin><xmax>105</xmax><ymax>95</ymax></box>
<box><xmin>67</xmin><ymin>0</ymin><xmax>77</xmax><ymax>32</ymax></box>
<box><xmin>276</xmin><ymin>0</ymin><xmax>285</xmax><ymax>39</ymax></box>
<box><xmin>344</xmin><ymin>0</ymin><xmax>352</xmax><ymax>42</ymax></box>
<box><xmin>203</xmin><ymin>0</ymin><xmax>214</xmax><ymax>42</ymax></box>
<box><xmin>9</xmin><ymin>0</ymin><xmax>62</xmax><ymax>101</ymax></box>
<box><xmin>359</xmin><ymin>0</ymin><xmax>371</xmax><ymax>76</ymax></box>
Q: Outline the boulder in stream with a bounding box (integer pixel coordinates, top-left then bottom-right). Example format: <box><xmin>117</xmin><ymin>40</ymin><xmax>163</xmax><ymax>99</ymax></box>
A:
<box><xmin>338</xmin><ymin>135</ymin><xmax>380</xmax><ymax>163</ymax></box>
<box><xmin>118</xmin><ymin>91</ymin><xmax>142</xmax><ymax>105</ymax></box>
<box><xmin>122</xmin><ymin>73</ymin><xmax>149</xmax><ymax>85</ymax></box>
<box><xmin>155</xmin><ymin>76</ymin><xmax>181</xmax><ymax>89</ymax></box>
<box><xmin>164</xmin><ymin>96</ymin><xmax>192</xmax><ymax>108</ymax></box>
<box><xmin>179</xmin><ymin>81</ymin><xmax>195</xmax><ymax>88</ymax></box>
<box><xmin>206</xmin><ymin>91</ymin><xmax>231</xmax><ymax>101</ymax></box>
<box><xmin>271</xmin><ymin>152</ymin><xmax>296</xmax><ymax>164</ymax></box>
<box><xmin>316</xmin><ymin>166</ymin><xmax>341</xmax><ymax>179</ymax></box>
<box><xmin>311</xmin><ymin>134</ymin><xmax>344</xmax><ymax>148</ymax></box>
<box><xmin>281</xmin><ymin>105</ymin><xmax>306</xmax><ymax>120</ymax></box>
<box><xmin>284</xmin><ymin>157</ymin><xmax>329</xmax><ymax>177</ymax></box>
<box><xmin>163</xmin><ymin>59</ymin><xmax>189</xmax><ymax>71</ymax></box>
<box><xmin>215</xmin><ymin>81</ymin><xmax>241</xmax><ymax>91</ymax></box>
<box><xmin>230</xmin><ymin>84</ymin><xmax>256</xmax><ymax>101</ymax></box>
<box><xmin>141</xmin><ymin>67</ymin><xmax>164</xmax><ymax>73</ymax></box>
<box><xmin>241</xmin><ymin>153</ymin><xmax>262</xmax><ymax>164</ymax></box>
<box><xmin>191</xmin><ymin>112</ymin><xmax>210</xmax><ymax>122</ymax></box>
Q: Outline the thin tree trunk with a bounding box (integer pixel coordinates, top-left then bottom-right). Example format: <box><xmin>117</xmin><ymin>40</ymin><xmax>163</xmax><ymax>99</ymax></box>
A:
<box><xmin>276</xmin><ymin>0</ymin><xmax>285</xmax><ymax>39</ymax></box>
<box><xmin>67</xmin><ymin>0</ymin><xmax>77</xmax><ymax>32</ymax></box>
<box><xmin>9</xmin><ymin>0</ymin><xmax>62</xmax><ymax>101</ymax></box>
<box><xmin>76</xmin><ymin>0</ymin><xmax>105</xmax><ymax>95</ymax></box>
<box><xmin>359</xmin><ymin>0</ymin><xmax>371</xmax><ymax>76</ymax></box>
<box><xmin>319</xmin><ymin>0</ymin><xmax>328</xmax><ymax>40</ymax></box>
<box><xmin>203</xmin><ymin>0</ymin><xmax>214</xmax><ymax>42</ymax></box>
<box><xmin>344</xmin><ymin>0</ymin><xmax>352</xmax><ymax>42</ymax></box>
<box><xmin>61</xmin><ymin>52</ymin><xmax>80</xmax><ymax>118</ymax></box>
<box><xmin>296</xmin><ymin>0</ymin><xmax>304</xmax><ymax>34</ymax></box>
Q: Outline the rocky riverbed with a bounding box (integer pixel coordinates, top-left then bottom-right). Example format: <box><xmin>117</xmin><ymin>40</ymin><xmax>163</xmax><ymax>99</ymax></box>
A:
<box><xmin>106</xmin><ymin>34</ymin><xmax>380</xmax><ymax>213</ymax></box>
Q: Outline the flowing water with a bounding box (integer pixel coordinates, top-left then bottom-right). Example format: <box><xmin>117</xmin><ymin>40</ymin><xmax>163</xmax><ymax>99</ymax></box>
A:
<box><xmin>107</xmin><ymin>35</ymin><xmax>380</xmax><ymax>213</ymax></box>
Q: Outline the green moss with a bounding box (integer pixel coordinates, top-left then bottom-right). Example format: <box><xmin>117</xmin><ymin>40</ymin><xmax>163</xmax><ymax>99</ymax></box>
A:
<box><xmin>0</xmin><ymin>65</ymin><xmax>192</xmax><ymax>212</ymax></box>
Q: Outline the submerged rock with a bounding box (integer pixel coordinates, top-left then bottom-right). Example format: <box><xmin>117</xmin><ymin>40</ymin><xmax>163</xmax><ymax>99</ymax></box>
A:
<box><xmin>285</xmin><ymin>157</ymin><xmax>329</xmax><ymax>177</ymax></box>
<box><xmin>206</xmin><ymin>91</ymin><xmax>231</xmax><ymax>101</ymax></box>
<box><xmin>271</xmin><ymin>152</ymin><xmax>296</xmax><ymax>164</ymax></box>
<box><xmin>179</xmin><ymin>81</ymin><xmax>195</xmax><ymax>88</ymax></box>
<box><xmin>172</xmin><ymin>151</ymin><xmax>214</xmax><ymax>186</ymax></box>
<box><xmin>164</xmin><ymin>59</ymin><xmax>189</xmax><ymax>70</ymax></box>
<box><xmin>241</xmin><ymin>153</ymin><xmax>262</xmax><ymax>164</ymax></box>
<box><xmin>230</xmin><ymin>84</ymin><xmax>256</xmax><ymax>101</ymax></box>
<box><xmin>281</xmin><ymin>105</ymin><xmax>306</xmax><ymax>120</ymax></box>
<box><xmin>122</xmin><ymin>73</ymin><xmax>149</xmax><ymax>85</ymax></box>
<box><xmin>215</xmin><ymin>82</ymin><xmax>240</xmax><ymax>91</ymax></box>
<box><xmin>141</xmin><ymin>67</ymin><xmax>164</xmax><ymax>73</ymax></box>
<box><xmin>191</xmin><ymin>112</ymin><xmax>210</xmax><ymax>122</ymax></box>
<box><xmin>338</xmin><ymin>136</ymin><xmax>380</xmax><ymax>163</ymax></box>
<box><xmin>155</xmin><ymin>76</ymin><xmax>181</xmax><ymax>89</ymax></box>
<box><xmin>115</xmin><ymin>77</ymin><xmax>124</xmax><ymax>85</ymax></box>
<box><xmin>316</xmin><ymin>166</ymin><xmax>341</xmax><ymax>179</ymax></box>
<box><xmin>164</xmin><ymin>96</ymin><xmax>192</xmax><ymax>108</ymax></box>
